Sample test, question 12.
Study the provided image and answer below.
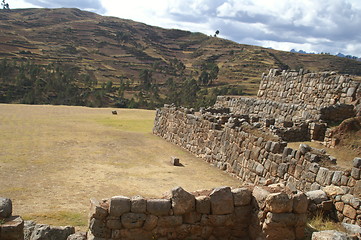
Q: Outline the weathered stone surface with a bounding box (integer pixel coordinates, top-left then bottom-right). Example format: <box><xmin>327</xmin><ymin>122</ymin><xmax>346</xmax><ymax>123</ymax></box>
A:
<box><xmin>0</xmin><ymin>216</ymin><xmax>24</xmax><ymax>240</ymax></box>
<box><xmin>170</xmin><ymin>156</ymin><xmax>180</xmax><ymax>166</ymax></box>
<box><xmin>342</xmin><ymin>223</ymin><xmax>361</xmax><ymax>237</ymax></box>
<box><xmin>210</xmin><ymin>187</ymin><xmax>234</xmax><ymax>215</ymax></box>
<box><xmin>351</xmin><ymin>168</ymin><xmax>360</xmax><ymax>180</ymax></box>
<box><xmin>293</xmin><ymin>193</ymin><xmax>308</xmax><ymax>214</ymax></box>
<box><xmin>316</xmin><ymin>167</ymin><xmax>330</xmax><ymax>185</ymax></box>
<box><xmin>66</xmin><ymin>232</ymin><xmax>87</xmax><ymax>240</ymax></box>
<box><xmin>196</xmin><ymin>196</ymin><xmax>210</xmax><ymax>214</ymax></box>
<box><xmin>106</xmin><ymin>218</ymin><xmax>122</xmax><ymax>230</ymax></box>
<box><xmin>335</xmin><ymin>202</ymin><xmax>344</xmax><ymax>211</ymax></box>
<box><xmin>353</xmin><ymin>157</ymin><xmax>361</xmax><ymax>168</ymax></box>
<box><xmin>24</xmin><ymin>220</ymin><xmax>36</xmax><ymax>240</ymax></box>
<box><xmin>253</xmin><ymin>186</ymin><xmax>271</xmax><ymax>209</ymax></box>
<box><xmin>171</xmin><ymin>186</ymin><xmax>195</xmax><ymax>215</ymax></box>
<box><xmin>146</xmin><ymin>199</ymin><xmax>171</xmax><ymax>216</ymax></box>
<box><xmin>109</xmin><ymin>196</ymin><xmax>131</xmax><ymax>217</ymax></box>
<box><xmin>143</xmin><ymin>215</ymin><xmax>158</xmax><ymax>231</ymax></box>
<box><xmin>121</xmin><ymin>213</ymin><xmax>146</xmax><ymax>229</ymax></box>
<box><xmin>232</xmin><ymin>188</ymin><xmax>252</xmax><ymax>206</ymax></box>
<box><xmin>90</xmin><ymin>199</ymin><xmax>108</xmax><ymax>220</ymax></box>
<box><xmin>131</xmin><ymin>196</ymin><xmax>146</xmax><ymax>213</ymax></box>
<box><xmin>264</xmin><ymin>212</ymin><xmax>297</xmax><ymax>227</ymax></box>
<box><xmin>305</xmin><ymin>190</ymin><xmax>328</xmax><ymax>204</ymax></box>
<box><xmin>157</xmin><ymin>216</ymin><xmax>183</xmax><ymax>227</ymax></box>
<box><xmin>200</xmin><ymin>214</ymin><xmax>235</xmax><ymax>227</ymax></box>
<box><xmin>89</xmin><ymin>218</ymin><xmax>111</xmax><ymax>238</ymax></box>
<box><xmin>265</xmin><ymin>192</ymin><xmax>293</xmax><ymax>213</ymax></box>
<box><xmin>322</xmin><ymin>185</ymin><xmax>344</xmax><ymax>197</ymax></box>
<box><xmin>29</xmin><ymin>224</ymin><xmax>75</xmax><ymax>240</ymax></box>
<box><xmin>183</xmin><ymin>211</ymin><xmax>202</xmax><ymax>224</ymax></box>
<box><xmin>234</xmin><ymin>206</ymin><xmax>252</xmax><ymax>222</ymax></box>
<box><xmin>332</xmin><ymin>171</ymin><xmax>343</xmax><ymax>185</ymax></box>
<box><xmin>0</xmin><ymin>197</ymin><xmax>12</xmax><ymax>218</ymax></box>
<box><xmin>312</xmin><ymin>230</ymin><xmax>350</xmax><ymax>240</ymax></box>
<box><xmin>343</xmin><ymin>205</ymin><xmax>357</xmax><ymax>219</ymax></box>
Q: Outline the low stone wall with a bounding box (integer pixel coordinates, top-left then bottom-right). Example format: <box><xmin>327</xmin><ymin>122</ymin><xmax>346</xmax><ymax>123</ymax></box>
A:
<box><xmin>153</xmin><ymin>106</ymin><xmax>361</xmax><ymax>224</ymax></box>
<box><xmin>215</xmin><ymin>96</ymin><xmax>356</xmax><ymax>124</ymax></box>
<box><xmin>88</xmin><ymin>186</ymin><xmax>308</xmax><ymax>240</ymax></box>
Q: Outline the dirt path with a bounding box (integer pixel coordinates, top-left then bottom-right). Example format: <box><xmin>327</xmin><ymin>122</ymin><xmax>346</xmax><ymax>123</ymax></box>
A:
<box><xmin>0</xmin><ymin>104</ymin><xmax>241</xmax><ymax>229</ymax></box>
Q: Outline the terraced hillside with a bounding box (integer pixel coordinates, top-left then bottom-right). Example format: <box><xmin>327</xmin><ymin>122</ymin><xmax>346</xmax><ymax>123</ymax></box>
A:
<box><xmin>0</xmin><ymin>8</ymin><xmax>361</xmax><ymax>100</ymax></box>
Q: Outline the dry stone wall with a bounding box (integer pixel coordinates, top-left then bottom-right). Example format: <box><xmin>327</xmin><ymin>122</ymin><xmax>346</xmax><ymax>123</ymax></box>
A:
<box><xmin>258</xmin><ymin>69</ymin><xmax>360</xmax><ymax>107</ymax></box>
<box><xmin>88</xmin><ymin>186</ymin><xmax>308</xmax><ymax>240</ymax></box>
<box><xmin>215</xmin><ymin>69</ymin><xmax>360</xmax><ymax>123</ymax></box>
<box><xmin>153</xmin><ymin>106</ymin><xmax>361</xmax><ymax>224</ymax></box>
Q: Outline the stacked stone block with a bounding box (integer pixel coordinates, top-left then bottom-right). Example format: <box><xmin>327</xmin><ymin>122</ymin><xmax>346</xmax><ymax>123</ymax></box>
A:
<box><xmin>88</xmin><ymin>186</ymin><xmax>308</xmax><ymax>240</ymax></box>
<box><xmin>215</xmin><ymin>69</ymin><xmax>360</xmax><ymax>124</ymax></box>
<box><xmin>153</xmin><ymin>106</ymin><xmax>361</xmax><ymax>223</ymax></box>
<box><xmin>258</xmin><ymin>69</ymin><xmax>360</xmax><ymax>107</ymax></box>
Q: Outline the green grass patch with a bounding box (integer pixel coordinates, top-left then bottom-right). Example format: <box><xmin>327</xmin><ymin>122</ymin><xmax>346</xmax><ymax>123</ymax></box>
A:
<box><xmin>94</xmin><ymin>117</ymin><xmax>154</xmax><ymax>133</ymax></box>
<box><xmin>23</xmin><ymin>211</ymin><xmax>88</xmax><ymax>228</ymax></box>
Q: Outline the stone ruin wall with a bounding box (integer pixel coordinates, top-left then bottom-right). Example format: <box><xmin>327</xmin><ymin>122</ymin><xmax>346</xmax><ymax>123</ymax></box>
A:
<box><xmin>258</xmin><ymin>69</ymin><xmax>360</xmax><ymax>107</ymax></box>
<box><xmin>88</xmin><ymin>186</ymin><xmax>308</xmax><ymax>240</ymax></box>
<box><xmin>153</xmin><ymin>106</ymin><xmax>361</xmax><ymax>225</ymax></box>
<box><xmin>215</xmin><ymin>69</ymin><xmax>360</xmax><ymax>124</ymax></box>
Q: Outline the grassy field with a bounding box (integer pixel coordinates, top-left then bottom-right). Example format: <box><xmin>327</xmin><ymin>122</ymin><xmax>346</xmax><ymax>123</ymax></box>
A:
<box><xmin>0</xmin><ymin>104</ymin><xmax>241</xmax><ymax>230</ymax></box>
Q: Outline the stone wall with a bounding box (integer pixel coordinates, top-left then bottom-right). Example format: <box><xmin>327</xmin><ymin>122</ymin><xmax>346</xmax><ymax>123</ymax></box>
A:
<box><xmin>88</xmin><ymin>186</ymin><xmax>308</xmax><ymax>240</ymax></box>
<box><xmin>258</xmin><ymin>69</ymin><xmax>360</xmax><ymax>107</ymax></box>
<box><xmin>153</xmin><ymin>106</ymin><xmax>361</xmax><ymax>224</ymax></box>
<box><xmin>215</xmin><ymin>69</ymin><xmax>360</xmax><ymax>123</ymax></box>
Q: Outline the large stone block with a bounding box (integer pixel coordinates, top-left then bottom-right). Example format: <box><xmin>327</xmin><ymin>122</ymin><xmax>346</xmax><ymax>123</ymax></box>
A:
<box><xmin>232</xmin><ymin>188</ymin><xmax>252</xmax><ymax>206</ymax></box>
<box><xmin>200</xmin><ymin>214</ymin><xmax>235</xmax><ymax>227</ymax></box>
<box><xmin>196</xmin><ymin>196</ymin><xmax>210</xmax><ymax>214</ymax></box>
<box><xmin>306</xmin><ymin>190</ymin><xmax>328</xmax><ymax>204</ymax></box>
<box><xmin>343</xmin><ymin>205</ymin><xmax>357</xmax><ymax>219</ymax></box>
<box><xmin>353</xmin><ymin>158</ymin><xmax>361</xmax><ymax>168</ymax></box>
<box><xmin>121</xmin><ymin>213</ymin><xmax>146</xmax><ymax>229</ymax></box>
<box><xmin>157</xmin><ymin>216</ymin><xmax>183</xmax><ymax>227</ymax></box>
<box><xmin>316</xmin><ymin>167</ymin><xmax>330</xmax><ymax>186</ymax></box>
<box><xmin>146</xmin><ymin>199</ymin><xmax>171</xmax><ymax>216</ymax></box>
<box><xmin>265</xmin><ymin>192</ymin><xmax>293</xmax><ymax>213</ymax></box>
<box><xmin>0</xmin><ymin>198</ymin><xmax>12</xmax><ymax>218</ymax></box>
<box><xmin>210</xmin><ymin>187</ymin><xmax>234</xmax><ymax>215</ymax></box>
<box><xmin>234</xmin><ymin>206</ymin><xmax>252</xmax><ymax>223</ymax></box>
<box><xmin>109</xmin><ymin>196</ymin><xmax>131</xmax><ymax>217</ymax></box>
<box><xmin>293</xmin><ymin>193</ymin><xmax>308</xmax><ymax>214</ymax></box>
<box><xmin>90</xmin><ymin>199</ymin><xmax>108</xmax><ymax>220</ymax></box>
<box><xmin>131</xmin><ymin>196</ymin><xmax>146</xmax><ymax>213</ymax></box>
<box><xmin>0</xmin><ymin>216</ymin><xmax>24</xmax><ymax>240</ymax></box>
<box><xmin>106</xmin><ymin>218</ymin><xmax>122</xmax><ymax>230</ymax></box>
<box><xmin>89</xmin><ymin>218</ymin><xmax>111</xmax><ymax>238</ymax></box>
<box><xmin>143</xmin><ymin>215</ymin><xmax>158</xmax><ymax>231</ymax></box>
<box><xmin>171</xmin><ymin>186</ymin><xmax>195</xmax><ymax>215</ymax></box>
<box><xmin>312</xmin><ymin>230</ymin><xmax>350</xmax><ymax>240</ymax></box>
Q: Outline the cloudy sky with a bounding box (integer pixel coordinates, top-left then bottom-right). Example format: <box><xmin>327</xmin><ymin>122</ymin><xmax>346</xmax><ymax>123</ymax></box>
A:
<box><xmin>9</xmin><ymin>0</ymin><xmax>361</xmax><ymax>57</ymax></box>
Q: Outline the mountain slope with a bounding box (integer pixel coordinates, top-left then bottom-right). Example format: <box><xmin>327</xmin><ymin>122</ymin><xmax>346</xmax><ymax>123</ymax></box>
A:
<box><xmin>0</xmin><ymin>8</ymin><xmax>361</xmax><ymax>99</ymax></box>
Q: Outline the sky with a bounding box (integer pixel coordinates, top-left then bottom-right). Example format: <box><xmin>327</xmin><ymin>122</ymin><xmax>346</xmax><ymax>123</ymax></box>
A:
<box><xmin>8</xmin><ymin>0</ymin><xmax>361</xmax><ymax>57</ymax></box>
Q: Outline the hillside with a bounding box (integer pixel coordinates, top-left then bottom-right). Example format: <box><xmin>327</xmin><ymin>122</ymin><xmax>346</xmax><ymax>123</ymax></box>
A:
<box><xmin>0</xmin><ymin>8</ymin><xmax>361</xmax><ymax>107</ymax></box>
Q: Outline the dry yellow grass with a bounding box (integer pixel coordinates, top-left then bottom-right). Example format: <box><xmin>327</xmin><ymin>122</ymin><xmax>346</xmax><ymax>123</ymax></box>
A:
<box><xmin>0</xmin><ymin>104</ymin><xmax>241</xmax><ymax>230</ymax></box>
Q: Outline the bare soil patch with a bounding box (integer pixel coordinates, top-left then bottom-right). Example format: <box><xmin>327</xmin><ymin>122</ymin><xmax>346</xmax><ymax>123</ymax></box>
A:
<box><xmin>0</xmin><ymin>104</ymin><xmax>241</xmax><ymax>229</ymax></box>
